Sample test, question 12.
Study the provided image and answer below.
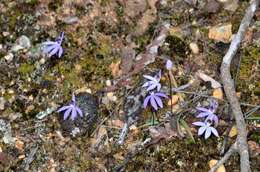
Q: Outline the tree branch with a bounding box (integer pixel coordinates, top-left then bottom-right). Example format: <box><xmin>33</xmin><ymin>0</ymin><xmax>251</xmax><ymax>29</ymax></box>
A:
<box><xmin>210</xmin><ymin>0</ymin><xmax>259</xmax><ymax>172</ymax></box>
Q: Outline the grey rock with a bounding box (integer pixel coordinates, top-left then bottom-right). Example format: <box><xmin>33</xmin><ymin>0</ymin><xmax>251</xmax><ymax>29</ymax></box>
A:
<box><xmin>11</xmin><ymin>35</ymin><xmax>31</xmax><ymax>52</ymax></box>
<box><xmin>18</xmin><ymin>35</ymin><xmax>31</xmax><ymax>49</ymax></box>
<box><xmin>205</xmin><ymin>0</ymin><xmax>220</xmax><ymax>13</ymax></box>
<box><xmin>0</xmin><ymin>119</ymin><xmax>15</xmax><ymax>145</ymax></box>
<box><xmin>63</xmin><ymin>16</ymin><xmax>79</xmax><ymax>24</ymax></box>
<box><xmin>0</xmin><ymin>97</ymin><xmax>6</xmax><ymax>110</ymax></box>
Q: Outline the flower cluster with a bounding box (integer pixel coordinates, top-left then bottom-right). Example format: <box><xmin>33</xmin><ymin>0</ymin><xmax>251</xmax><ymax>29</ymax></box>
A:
<box><xmin>192</xmin><ymin>99</ymin><xmax>219</xmax><ymax>139</ymax></box>
<box><xmin>57</xmin><ymin>93</ymin><xmax>83</xmax><ymax>120</ymax></box>
<box><xmin>143</xmin><ymin>70</ymin><xmax>168</xmax><ymax>111</ymax></box>
<box><xmin>42</xmin><ymin>32</ymin><xmax>64</xmax><ymax>58</ymax></box>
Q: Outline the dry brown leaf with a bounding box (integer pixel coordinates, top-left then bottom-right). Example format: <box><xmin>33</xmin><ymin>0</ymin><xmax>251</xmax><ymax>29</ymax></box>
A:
<box><xmin>18</xmin><ymin>155</ymin><xmax>25</xmax><ymax>159</ymax></box>
<box><xmin>209</xmin><ymin>159</ymin><xmax>226</xmax><ymax>172</ymax></box>
<box><xmin>236</xmin><ymin>92</ymin><xmax>241</xmax><ymax>99</ymax></box>
<box><xmin>248</xmin><ymin>141</ymin><xmax>260</xmax><ymax>157</ymax></box>
<box><xmin>109</xmin><ymin>61</ymin><xmax>122</xmax><ymax>78</ymax></box>
<box><xmin>107</xmin><ymin>119</ymin><xmax>124</xmax><ymax>128</ymax></box>
<box><xmin>172</xmin><ymin>104</ymin><xmax>180</xmax><ymax>113</ymax></box>
<box><xmin>208</xmin><ymin>23</ymin><xmax>232</xmax><ymax>43</ymax></box>
<box><xmin>123</xmin><ymin>0</ymin><xmax>147</xmax><ymax>18</ymax></box>
<box><xmin>133</xmin><ymin>0</ymin><xmax>157</xmax><ymax>36</ymax></box>
<box><xmin>149</xmin><ymin>123</ymin><xmax>177</xmax><ymax>142</ymax></box>
<box><xmin>90</xmin><ymin>126</ymin><xmax>109</xmax><ymax>153</ymax></box>
<box><xmin>113</xmin><ymin>153</ymin><xmax>124</xmax><ymax>161</ymax></box>
<box><xmin>243</xmin><ymin>28</ymin><xmax>254</xmax><ymax>46</ymax></box>
<box><xmin>167</xmin><ymin>95</ymin><xmax>179</xmax><ymax>106</ymax></box>
<box><xmin>121</xmin><ymin>47</ymin><xmax>135</xmax><ymax>75</ymax></box>
<box><xmin>213</xmin><ymin>88</ymin><xmax>224</xmax><ymax>100</ymax></box>
<box><xmin>169</xmin><ymin>27</ymin><xmax>183</xmax><ymax>39</ymax></box>
<box><xmin>228</xmin><ymin>125</ymin><xmax>237</xmax><ymax>137</ymax></box>
<box><xmin>15</xmin><ymin>139</ymin><xmax>24</xmax><ymax>152</ymax></box>
<box><xmin>196</xmin><ymin>71</ymin><xmax>222</xmax><ymax>88</ymax></box>
<box><xmin>220</xmin><ymin>0</ymin><xmax>238</xmax><ymax>12</ymax></box>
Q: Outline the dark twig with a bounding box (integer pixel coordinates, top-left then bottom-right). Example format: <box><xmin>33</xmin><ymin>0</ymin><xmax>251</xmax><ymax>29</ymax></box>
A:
<box><xmin>210</xmin><ymin>0</ymin><xmax>259</xmax><ymax>171</ymax></box>
<box><xmin>220</xmin><ymin>107</ymin><xmax>233</xmax><ymax>155</ymax></box>
<box><xmin>245</xmin><ymin>105</ymin><xmax>260</xmax><ymax>118</ymax></box>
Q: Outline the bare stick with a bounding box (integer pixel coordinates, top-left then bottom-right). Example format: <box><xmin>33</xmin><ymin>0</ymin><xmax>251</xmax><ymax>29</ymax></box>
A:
<box><xmin>210</xmin><ymin>0</ymin><xmax>259</xmax><ymax>171</ymax></box>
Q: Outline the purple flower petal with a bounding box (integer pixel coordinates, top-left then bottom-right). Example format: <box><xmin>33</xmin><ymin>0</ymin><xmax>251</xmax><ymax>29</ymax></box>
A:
<box><xmin>147</xmin><ymin>84</ymin><xmax>157</xmax><ymax>91</ymax></box>
<box><xmin>156</xmin><ymin>84</ymin><xmax>161</xmax><ymax>92</ymax></box>
<box><xmin>42</xmin><ymin>41</ymin><xmax>56</xmax><ymax>45</ymax></box>
<box><xmin>196</xmin><ymin>107</ymin><xmax>209</xmax><ymax>112</ymax></box>
<box><xmin>42</xmin><ymin>32</ymin><xmax>64</xmax><ymax>58</ymax></box>
<box><xmin>166</xmin><ymin>59</ymin><xmax>173</xmax><ymax>70</ymax></box>
<box><xmin>76</xmin><ymin>106</ymin><xmax>83</xmax><ymax>117</ymax></box>
<box><xmin>192</xmin><ymin>121</ymin><xmax>205</xmax><ymax>126</ymax></box>
<box><xmin>196</xmin><ymin>112</ymin><xmax>210</xmax><ymax>118</ymax></box>
<box><xmin>213</xmin><ymin>115</ymin><xmax>219</xmax><ymax>125</ymax></box>
<box><xmin>198</xmin><ymin>126</ymin><xmax>207</xmax><ymax>135</ymax></box>
<box><xmin>155</xmin><ymin>92</ymin><xmax>168</xmax><ymax>98</ymax></box>
<box><xmin>210</xmin><ymin>127</ymin><xmax>219</xmax><ymax>137</ymax></box>
<box><xmin>63</xmin><ymin>108</ymin><xmax>72</xmax><ymax>120</ymax></box>
<box><xmin>205</xmin><ymin>128</ymin><xmax>212</xmax><ymax>139</ymax></box>
<box><xmin>150</xmin><ymin>97</ymin><xmax>158</xmax><ymax>110</ymax></box>
<box><xmin>59</xmin><ymin>32</ymin><xmax>64</xmax><ymax>43</ymax></box>
<box><xmin>154</xmin><ymin>95</ymin><xmax>163</xmax><ymax>108</ymax></box>
<box><xmin>143</xmin><ymin>75</ymin><xmax>158</xmax><ymax>82</ymax></box>
<box><xmin>58</xmin><ymin>47</ymin><xmax>63</xmax><ymax>58</ymax></box>
<box><xmin>142</xmin><ymin>82</ymin><xmax>150</xmax><ymax>88</ymax></box>
<box><xmin>48</xmin><ymin>46</ymin><xmax>59</xmax><ymax>57</ymax></box>
<box><xmin>43</xmin><ymin>44</ymin><xmax>57</xmax><ymax>54</ymax></box>
<box><xmin>57</xmin><ymin>105</ymin><xmax>70</xmax><ymax>112</ymax></box>
<box><xmin>143</xmin><ymin>96</ymin><xmax>150</xmax><ymax>108</ymax></box>
<box><xmin>70</xmin><ymin>108</ymin><xmax>77</xmax><ymax>120</ymax></box>
<box><xmin>72</xmin><ymin>93</ymin><xmax>76</xmax><ymax>102</ymax></box>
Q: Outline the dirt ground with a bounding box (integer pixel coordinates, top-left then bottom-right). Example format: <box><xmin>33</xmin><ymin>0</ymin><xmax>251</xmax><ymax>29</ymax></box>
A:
<box><xmin>0</xmin><ymin>0</ymin><xmax>259</xmax><ymax>171</ymax></box>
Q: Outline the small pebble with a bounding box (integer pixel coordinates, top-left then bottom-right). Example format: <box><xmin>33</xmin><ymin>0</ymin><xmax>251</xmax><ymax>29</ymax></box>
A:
<box><xmin>2</xmin><ymin>32</ymin><xmax>9</xmax><ymax>37</ymax></box>
<box><xmin>75</xmin><ymin>64</ymin><xmax>82</xmax><ymax>73</ymax></box>
<box><xmin>18</xmin><ymin>155</ymin><xmax>26</xmax><ymax>159</ymax></box>
<box><xmin>11</xmin><ymin>35</ymin><xmax>31</xmax><ymax>52</ymax></box>
<box><xmin>7</xmin><ymin>89</ymin><xmax>15</xmax><ymax>94</ymax></box>
<box><xmin>39</xmin><ymin>58</ymin><xmax>46</xmax><ymax>64</ymax></box>
<box><xmin>4</xmin><ymin>53</ymin><xmax>14</xmax><ymax>62</ymax></box>
<box><xmin>107</xmin><ymin>92</ymin><xmax>117</xmax><ymax>101</ymax></box>
<box><xmin>25</xmin><ymin>105</ymin><xmax>35</xmax><ymax>114</ymax></box>
<box><xmin>86</xmin><ymin>89</ymin><xmax>92</xmax><ymax>93</ymax></box>
<box><xmin>28</xmin><ymin>95</ymin><xmax>34</xmax><ymax>101</ymax></box>
<box><xmin>106</xmin><ymin>80</ymin><xmax>112</xmax><ymax>86</ymax></box>
<box><xmin>189</xmin><ymin>42</ymin><xmax>199</xmax><ymax>54</ymax></box>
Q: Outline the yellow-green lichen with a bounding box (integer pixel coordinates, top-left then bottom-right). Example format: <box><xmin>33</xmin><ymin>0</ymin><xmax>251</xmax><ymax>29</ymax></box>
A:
<box><xmin>236</xmin><ymin>46</ymin><xmax>259</xmax><ymax>103</ymax></box>
<box><xmin>18</xmin><ymin>63</ymin><xmax>35</xmax><ymax>75</ymax></box>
